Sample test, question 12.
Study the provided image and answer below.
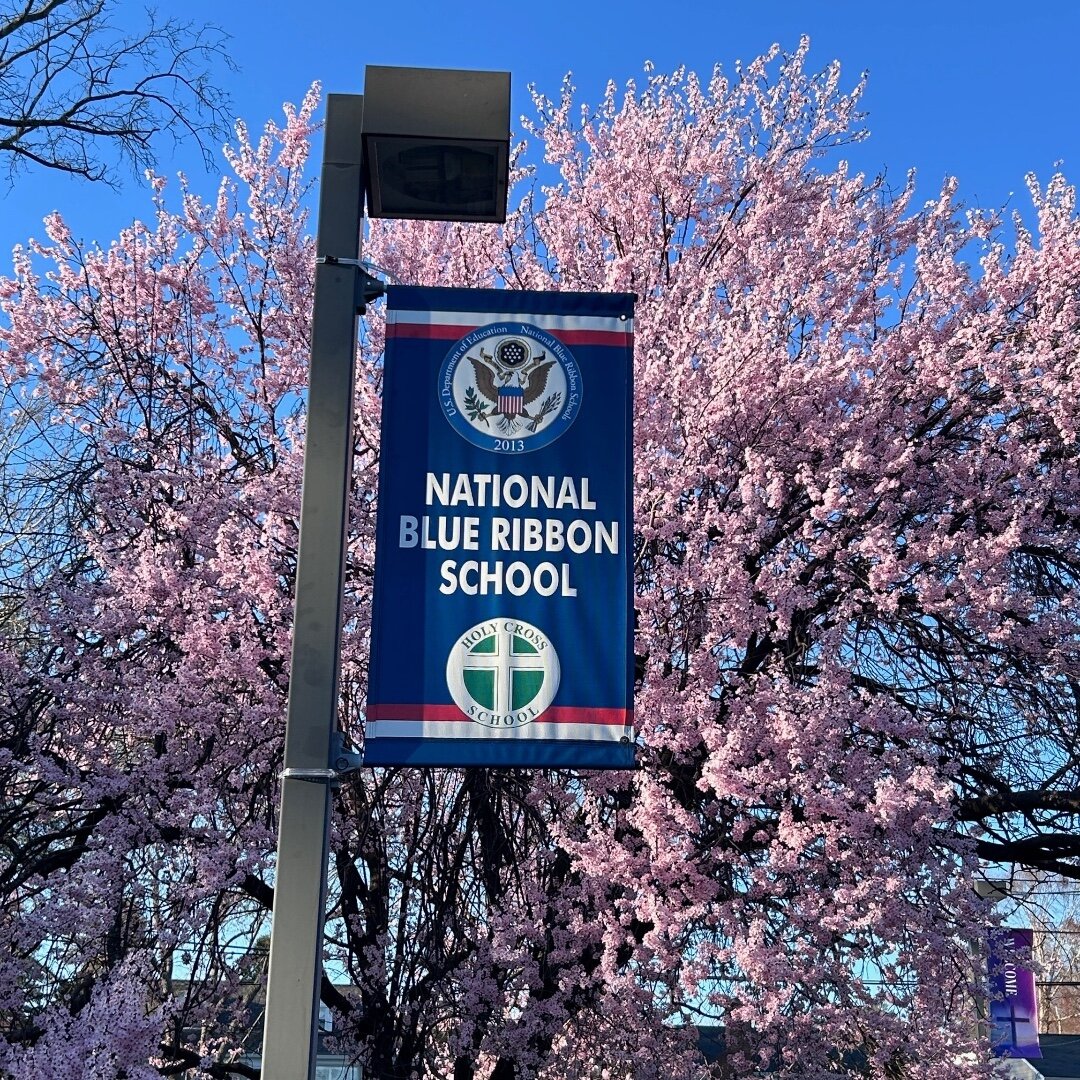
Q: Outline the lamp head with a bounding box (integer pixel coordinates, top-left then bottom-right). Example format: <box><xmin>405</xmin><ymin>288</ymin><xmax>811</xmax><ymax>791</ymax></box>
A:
<box><xmin>362</xmin><ymin>66</ymin><xmax>511</xmax><ymax>223</ymax></box>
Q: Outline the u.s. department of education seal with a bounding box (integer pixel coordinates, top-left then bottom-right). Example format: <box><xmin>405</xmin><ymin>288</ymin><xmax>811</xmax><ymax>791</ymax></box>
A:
<box><xmin>446</xmin><ymin>618</ymin><xmax>561</xmax><ymax>728</ymax></box>
<box><xmin>438</xmin><ymin>322</ymin><xmax>581</xmax><ymax>454</ymax></box>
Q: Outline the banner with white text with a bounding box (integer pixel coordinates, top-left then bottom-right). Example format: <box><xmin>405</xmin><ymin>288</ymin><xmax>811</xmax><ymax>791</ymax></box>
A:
<box><xmin>363</xmin><ymin>286</ymin><xmax>635</xmax><ymax>768</ymax></box>
<box><xmin>988</xmin><ymin>927</ymin><xmax>1042</xmax><ymax>1059</ymax></box>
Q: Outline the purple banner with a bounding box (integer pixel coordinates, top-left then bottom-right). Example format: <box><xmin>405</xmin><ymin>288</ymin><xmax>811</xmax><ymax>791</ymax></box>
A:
<box><xmin>989</xmin><ymin>927</ymin><xmax>1041</xmax><ymax>1058</ymax></box>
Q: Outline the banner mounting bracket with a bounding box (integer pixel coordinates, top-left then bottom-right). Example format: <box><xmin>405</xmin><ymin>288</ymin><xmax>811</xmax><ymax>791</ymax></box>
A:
<box><xmin>315</xmin><ymin>255</ymin><xmax>386</xmax><ymax>312</ymax></box>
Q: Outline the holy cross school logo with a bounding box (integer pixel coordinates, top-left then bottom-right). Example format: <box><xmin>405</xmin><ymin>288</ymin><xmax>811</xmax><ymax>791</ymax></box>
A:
<box><xmin>439</xmin><ymin>322</ymin><xmax>582</xmax><ymax>454</ymax></box>
<box><xmin>446</xmin><ymin>618</ymin><xmax>561</xmax><ymax>728</ymax></box>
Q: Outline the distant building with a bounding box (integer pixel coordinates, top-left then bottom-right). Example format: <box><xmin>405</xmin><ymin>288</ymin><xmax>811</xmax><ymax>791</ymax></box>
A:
<box><xmin>696</xmin><ymin>1027</ymin><xmax>1080</xmax><ymax>1079</ymax></box>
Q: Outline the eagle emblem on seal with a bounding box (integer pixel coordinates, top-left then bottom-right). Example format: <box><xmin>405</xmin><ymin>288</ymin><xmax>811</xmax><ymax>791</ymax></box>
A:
<box><xmin>462</xmin><ymin>337</ymin><xmax>563</xmax><ymax>434</ymax></box>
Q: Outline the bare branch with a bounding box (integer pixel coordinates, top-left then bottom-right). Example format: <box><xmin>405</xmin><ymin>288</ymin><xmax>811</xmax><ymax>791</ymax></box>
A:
<box><xmin>0</xmin><ymin>0</ymin><xmax>234</xmax><ymax>184</ymax></box>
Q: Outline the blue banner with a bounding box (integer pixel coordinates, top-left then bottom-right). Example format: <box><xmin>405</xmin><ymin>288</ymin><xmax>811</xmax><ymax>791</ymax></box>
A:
<box><xmin>363</xmin><ymin>287</ymin><xmax>635</xmax><ymax>768</ymax></box>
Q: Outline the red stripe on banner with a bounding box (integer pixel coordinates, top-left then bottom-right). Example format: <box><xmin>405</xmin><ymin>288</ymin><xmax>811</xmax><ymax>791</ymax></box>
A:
<box><xmin>367</xmin><ymin>703</ymin><xmax>631</xmax><ymax>725</ymax></box>
<box><xmin>536</xmin><ymin>706</ymin><xmax>631</xmax><ymax>725</ymax></box>
<box><xmin>387</xmin><ymin>322</ymin><xmax>631</xmax><ymax>348</ymax></box>
<box><xmin>387</xmin><ymin>322</ymin><xmax>466</xmax><ymax>340</ymax></box>
<box><xmin>556</xmin><ymin>330</ymin><xmax>632</xmax><ymax>347</ymax></box>
<box><xmin>368</xmin><ymin>704</ymin><xmax>462</xmax><ymax>721</ymax></box>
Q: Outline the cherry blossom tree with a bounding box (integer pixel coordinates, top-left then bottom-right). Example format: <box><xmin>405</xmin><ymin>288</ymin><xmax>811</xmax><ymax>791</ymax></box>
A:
<box><xmin>0</xmin><ymin>90</ymin><xmax>316</xmax><ymax>1078</ymax></box>
<box><xmin>3</xmin><ymin>38</ymin><xmax>1080</xmax><ymax>1080</ymax></box>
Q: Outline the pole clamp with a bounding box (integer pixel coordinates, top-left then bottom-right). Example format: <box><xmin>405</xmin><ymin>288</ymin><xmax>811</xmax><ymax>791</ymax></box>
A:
<box><xmin>283</xmin><ymin>767</ymin><xmax>338</xmax><ymax>782</ymax></box>
<box><xmin>281</xmin><ymin>733</ymin><xmax>365</xmax><ymax>785</ymax></box>
<box><xmin>315</xmin><ymin>256</ymin><xmax>386</xmax><ymax>313</ymax></box>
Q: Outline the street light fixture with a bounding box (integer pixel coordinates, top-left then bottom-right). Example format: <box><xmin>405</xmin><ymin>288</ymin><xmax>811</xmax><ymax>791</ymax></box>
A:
<box><xmin>362</xmin><ymin>65</ymin><xmax>510</xmax><ymax>222</ymax></box>
<box><xmin>260</xmin><ymin>66</ymin><xmax>510</xmax><ymax>1080</ymax></box>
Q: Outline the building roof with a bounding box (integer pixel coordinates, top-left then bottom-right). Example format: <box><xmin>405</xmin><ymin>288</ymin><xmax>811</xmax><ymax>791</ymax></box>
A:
<box><xmin>1028</xmin><ymin>1035</ymin><xmax>1080</xmax><ymax>1080</ymax></box>
<box><xmin>697</xmin><ymin>1028</ymin><xmax>1080</xmax><ymax>1078</ymax></box>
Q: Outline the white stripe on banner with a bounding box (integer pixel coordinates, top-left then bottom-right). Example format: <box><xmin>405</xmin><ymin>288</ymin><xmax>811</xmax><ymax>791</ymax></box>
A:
<box><xmin>368</xmin><ymin>721</ymin><xmax>628</xmax><ymax>742</ymax></box>
<box><xmin>389</xmin><ymin>308</ymin><xmax>632</xmax><ymax>333</ymax></box>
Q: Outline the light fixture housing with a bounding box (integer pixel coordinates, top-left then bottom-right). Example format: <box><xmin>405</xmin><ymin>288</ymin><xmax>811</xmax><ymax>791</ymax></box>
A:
<box><xmin>362</xmin><ymin>65</ymin><xmax>511</xmax><ymax>223</ymax></box>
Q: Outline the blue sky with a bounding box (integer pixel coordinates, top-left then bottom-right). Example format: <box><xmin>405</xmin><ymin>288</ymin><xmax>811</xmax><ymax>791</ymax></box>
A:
<box><xmin>2</xmin><ymin>0</ymin><xmax>1077</xmax><ymax>259</ymax></box>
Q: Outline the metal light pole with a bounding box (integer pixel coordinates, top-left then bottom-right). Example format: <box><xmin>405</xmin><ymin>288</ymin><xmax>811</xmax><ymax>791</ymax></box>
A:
<box><xmin>260</xmin><ymin>92</ymin><xmax>367</xmax><ymax>1080</ymax></box>
<box><xmin>260</xmin><ymin>71</ymin><xmax>509</xmax><ymax>1080</ymax></box>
